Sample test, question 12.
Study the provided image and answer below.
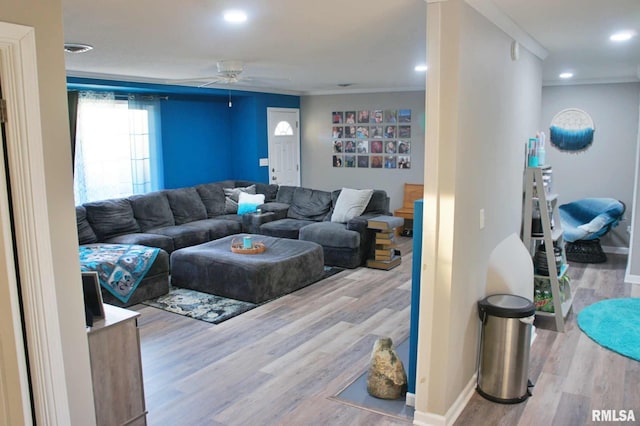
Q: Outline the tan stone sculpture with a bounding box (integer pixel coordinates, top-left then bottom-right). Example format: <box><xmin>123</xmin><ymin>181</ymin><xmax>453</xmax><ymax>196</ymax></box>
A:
<box><xmin>366</xmin><ymin>337</ymin><xmax>407</xmax><ymax>399</ymax></box>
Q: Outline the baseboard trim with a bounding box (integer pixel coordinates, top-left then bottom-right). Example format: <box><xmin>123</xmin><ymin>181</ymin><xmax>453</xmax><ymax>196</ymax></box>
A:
<box><xmin>624</xmin><ymin>272</ymin><xmax>640</xmax><ymax>284</ymax></box>
<box><xmin>602</xmin><ymin>245</ymin><xmax>629</xmax><ymax>255</ymax></box>
<box><xmin>413</xmin><ymin>374</ymin><xmax>476</xmax><ymax>426</ymax></box>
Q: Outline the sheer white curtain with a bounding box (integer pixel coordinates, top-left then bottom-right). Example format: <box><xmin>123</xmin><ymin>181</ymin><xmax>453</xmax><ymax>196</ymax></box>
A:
<box><xmin>73</xmin><ymin>91</ymin><xmax>162</xmax><ymax>204</ymax></box>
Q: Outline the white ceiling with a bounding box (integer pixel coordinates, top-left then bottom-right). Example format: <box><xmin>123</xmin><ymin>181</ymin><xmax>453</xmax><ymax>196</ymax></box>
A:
<box><xmin>62</xmin><ymin>0</ymin><xmax>640</xmax><ymax>95</ymax></box>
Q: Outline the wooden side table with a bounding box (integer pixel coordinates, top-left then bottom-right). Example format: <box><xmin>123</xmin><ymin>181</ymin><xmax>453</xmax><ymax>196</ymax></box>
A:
<box><xmin>87</xmin><ymin>304</ymin><xmax>147</xmax><ymax>426</ymax></box>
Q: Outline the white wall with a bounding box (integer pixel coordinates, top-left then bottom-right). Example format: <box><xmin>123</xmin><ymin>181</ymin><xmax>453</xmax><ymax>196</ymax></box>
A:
<box><xmin>541</xmin><ymin>83</ymin><xmax>640</xmax><ymax>249</ymax></box>
<box><xmin>0</xmin><ymin>1</ymin><xmax>96</xmax><ymax>424</ymax></box>
<box><xmin>414</xmin><ymin>0</ymin><xmax>543</xmax><ymax>421</ymax></box>
<box><xmin>300</xmin><ymin>91</ymin><xmax>425</xmax><ymax>212</ymax></box>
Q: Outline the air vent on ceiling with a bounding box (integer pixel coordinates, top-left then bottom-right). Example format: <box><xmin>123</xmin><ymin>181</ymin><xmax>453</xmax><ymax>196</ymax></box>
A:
<box><xmin>64</xmin><ymin>43</ymin><xmax>94</xmax><ymax>53</ymax></box>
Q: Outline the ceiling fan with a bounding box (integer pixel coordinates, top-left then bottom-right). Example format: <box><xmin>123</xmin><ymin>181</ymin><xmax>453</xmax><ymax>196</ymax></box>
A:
<box><xmin>171</xmin><ymin>60</ymin><xmax>279</xmax><ymax>88</ymax></box>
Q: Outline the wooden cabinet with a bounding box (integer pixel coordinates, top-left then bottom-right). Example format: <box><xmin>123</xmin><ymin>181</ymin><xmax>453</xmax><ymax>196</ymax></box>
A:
<box><xmin>87</xmin><ymin>304</ymin><xmax>147</xmax><ymax>426</ymax></box>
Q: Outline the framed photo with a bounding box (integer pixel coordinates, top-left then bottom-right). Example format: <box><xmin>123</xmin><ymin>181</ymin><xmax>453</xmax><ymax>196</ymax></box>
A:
<box><xmin>384</xmin><ymin>140</ymin><xmax>397</xmax><ymax>154</ymax></box>
<box><xmin>371</xmin><ymin>125</ymin><xmax>383</xmax><ymax>138</ymax></box>
<box><xmin>345</xmin><ymin>111</ymin><xmax>356</xmax><ymax>124</ymax></box>
<box><xmin>357</xmin><ymin>110</ymin><xmax>370</xmax><ymax>123</ymax></box>
<box><xmin>81</xmin><ymin>271</ymin><xmax>104</xmax><ymax>319</ymax></box>
<box><xmin>370</xmin><ymin>110</ymin><xmax>383</xmax><ymax>124</ymax></box>
<box><xmin>333</xmin><ymin>140</ymin><xmax>343</xmax><ymax>153</ymax></box>
<box><xmin>356</xmin><ymin>140</ymin><xmax>369</xmax><ymax>153</ymax></box>
<box><xmin>370</xmin><ymin>140</ymin><xmax>383</xmax><ymax>153</ymax></box>
<box><xmin>398</xmin><ymin>125</ymin><xmax>411</xmax><ymax>138</ymax></box>
<box><xmin>356</xmin><ymin>126</ymin><xmax>369</xmax><ymax>139</ymax></box>
<box><xmin>344</xmin><ymin>155</ymin><xmax>356</xmax><ymax>168</ymax></box>
<box><xmin>371</xmin><ymin>155</ymin><xmax>383</xmax><ymax>168</ymax></box>
<box><xmin>384</xmin><ymin>125</ymin><xmax>396</xmax><ymax>138</ymax></box>
<box><xmin>357</xmin><ymin>155</ymin><xmax>369</xmax><ymax>168</ymax></box>
<box><xmin>333</xmin><ymin>155</ymin><xmax>343</xmax><ymax>167</ymax></box>
<box><xmin>398</xmin><ymin>109</ymin><xmax>412</xmax><ymax>123</ymax></box>
<box><xmin>397</xmin><ymin>140</ymin><xmax>410</xmax><ymax>154</ymax></box>
<box><xmin>398</xmin><ymin>156</ymin><xmax>411</xmax><ymax>169</ymax></box>
<box><xmin>332</xmin><ymin>126</ymin><xmax>343</xmax><ymax>138</ymax></box>
<box><xmin>384</xmin><ymin>109</ymin><xmax>397</xmax><ymax>123</ymax></box>
<box><xmin>332</xmin><ymin>111</ymin><xmax>344</xmax><ymax>124</ymax></box>
<box><xmin>384</xmin><ymin>156</ymin><xmax>397</xmax><ymax>169</ymax></box>
<box><xmin>344</xmin><ymin>125</ymin><xmax>356</xmax><ymax>138</ymax></box>
<box><xmin>344</xmin><ymin>140</ymin><xmax>356</xmax><ymax>153</ymax></box>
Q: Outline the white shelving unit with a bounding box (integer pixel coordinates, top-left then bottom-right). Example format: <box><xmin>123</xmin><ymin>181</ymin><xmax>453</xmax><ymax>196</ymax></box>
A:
<box><xmin>522</xmin><ymin>166</ymin><xmax>574</xmax><ymax>332</ymax></box>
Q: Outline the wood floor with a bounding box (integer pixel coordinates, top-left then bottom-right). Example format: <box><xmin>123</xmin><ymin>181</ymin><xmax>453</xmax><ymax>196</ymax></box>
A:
<box><xmin>134</xmin><ymin>236</ymin><xmax>414</xmax><ymax>426</ymax></box>
<box><xmin>456</xmin><ymin>254</ymin><xmax>640</xmax><ymax>426</ymax></box>
<box><xmin>134</xmin><ymin>241</ymin><xmax>639</xmax><ymax>426</ymax></box>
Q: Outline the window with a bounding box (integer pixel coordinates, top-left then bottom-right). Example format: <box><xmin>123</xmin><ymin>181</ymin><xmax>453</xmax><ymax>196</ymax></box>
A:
<box><xmin>274</xmin><ymin>120</ymin><xmax>294</xmax><ymax>136</ymax></box>
<box><xmin>73</xmin><ymin>92</ymin><xmax>162</xmax><ymax>204</ymax></box>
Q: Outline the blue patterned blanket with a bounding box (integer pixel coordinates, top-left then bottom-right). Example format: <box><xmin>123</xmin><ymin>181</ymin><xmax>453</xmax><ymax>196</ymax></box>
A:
<box><xmin>79</xmin><ymin>244</ymin><xmax>160</xmax><ymax>303</ymax></box>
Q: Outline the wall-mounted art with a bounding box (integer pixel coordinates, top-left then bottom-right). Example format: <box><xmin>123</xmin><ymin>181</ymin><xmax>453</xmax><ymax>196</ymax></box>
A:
<box><xmin>549</xmin><ymin>108</ymin><xmax>595</xmax><ymax>152</ymax></box>
<box><xmin>330</xmin><ymin>108</ymin><xmax>413</xmax><ymax>170</ymax></box>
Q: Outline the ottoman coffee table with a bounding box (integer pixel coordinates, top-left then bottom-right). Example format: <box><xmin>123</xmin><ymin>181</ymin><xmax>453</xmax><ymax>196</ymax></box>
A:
<box><xmin>170</xmin><ymin>234</ymin><xmax>325</xmax><ymax>303</ymax></box>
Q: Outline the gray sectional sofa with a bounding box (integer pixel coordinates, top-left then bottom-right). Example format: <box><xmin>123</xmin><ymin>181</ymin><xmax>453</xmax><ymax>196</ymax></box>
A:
<box><xmin>76</xmin><ymin>179</ymin><xmax>390</xmax><ymax>307</ymax></box>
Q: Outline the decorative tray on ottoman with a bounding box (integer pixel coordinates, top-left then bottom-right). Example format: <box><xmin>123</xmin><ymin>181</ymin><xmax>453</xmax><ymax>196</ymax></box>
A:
<box><xmin>231</xmin><ymin>237</ymin><xmax>266</xmax><ymax>255</ymax></box>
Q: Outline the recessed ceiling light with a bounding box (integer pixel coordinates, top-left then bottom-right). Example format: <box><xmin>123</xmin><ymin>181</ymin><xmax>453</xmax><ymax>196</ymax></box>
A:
<box><xmin>559</xmin><ymin>72</ymin><xmax>573</xmax><ymax>79</ymax></box>
<box><xmin>414</xmin><ymin>64</ymin><xmax>428</xmax><ymax>72</ymax></box>
<box><xmin>224</xmin><ymin>10</ymin><xmax>247</xmax><ymax>23</ymax></box>
<box><xmin>64</xmin><ymin>43</ymin><xmax>93</xmax><ymax>53</ymax></box>
<box><xmin>610</xmin><ymin>30</ymin><xmax>636</xmax><ymax>42</ymax></box>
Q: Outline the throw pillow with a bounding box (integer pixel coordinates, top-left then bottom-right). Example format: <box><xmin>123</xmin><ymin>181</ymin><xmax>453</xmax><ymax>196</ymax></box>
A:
<box><xmin>223</xmin><ymin>185</ymin><xmax>256</xmax><ymax>214</ymax></box>
<box><xmin>237</xmin><ymin>192</ymin><xmax>265</xmax><ymax>215</ymax></box>
<box><xmin>331</xmin><ymin>188</ymin><xmax>374</xmax><ymax>223</ymax></box>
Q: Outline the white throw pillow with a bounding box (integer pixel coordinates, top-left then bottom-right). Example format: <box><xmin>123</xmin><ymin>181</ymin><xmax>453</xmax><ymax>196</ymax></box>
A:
<box><xmin>237</xmin><ymin>192</ymin><xmax>265</xmax><ymax>215</ymax></box>
<box><xmin>331</xmin><ymin>188</ymin><xmax>374</xmax><ymax>223</ymax></box>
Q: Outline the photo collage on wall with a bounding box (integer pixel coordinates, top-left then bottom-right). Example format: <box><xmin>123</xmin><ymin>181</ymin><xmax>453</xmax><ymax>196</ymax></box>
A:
<box><xmin>332</xmin><ymin>108</ymin><xmax>411</xmax><ymax>169</ymax></box>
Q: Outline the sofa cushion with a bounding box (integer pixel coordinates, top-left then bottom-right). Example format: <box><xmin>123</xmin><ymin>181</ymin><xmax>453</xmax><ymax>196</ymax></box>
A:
<box><xmin>260</xmin><ymin>218</ymin><xmax>315</xmax><ymax>239</ymax></box>
<box><xmin>236</xmin><ymin>180</ymin><xmax>279</xmax><ymax>202</ymax></box>
<box><xmin>287</xmin><ymin>187</ymin><xmax>332</xmax><ymax>221</ymax></box>
<box><xmin>196</xmin><ymin>183</ymin><xmax>227</xmax><ymax>218</ymax></box>
<box><xmin>76</xmin><ymin>206</ymin><xmax>98</xmax><ymax>245</ymax></box>
<box><xmin>146</xmin><ymin>224</ymin><xmax>210</xmax><ymax>251</ymax></box>
<box><xmin>84</xmin><ymin>198</ymin><xmax>140</xmax><ymax>241</ymax></box>
<box><xmin>105</xmin><ymin>232</ymin><xmax>175</xmax><ymax>254</ymax></box>
<box><xmin>330</xmin><ymin>188</ymin><xmax>374</xmax><ymax>223</ymax></box>
<box><xmin>129</xmin><ymin>192</ymin><xmax>175</xmax><ymax>231</ymax></box>
<box><xmin>189</xmin><ymin>218</ymin><xmax>243</xmax><ymax>240</ymax></box>
<box><xmin>276</xmin><ymin>185</ymin><xmax>296</xmax><ymax>204</ymax></box>
<box><xmin>165</xmin><ymin>187</ymin><xmax>207</xmax><ymax>225</ymax></box>
<box><xmin>364</xmin><ymin>189</ymin><xmax>390</xmax><ymax>215</ymax></box>
<box><xmin>224</xmin><ymin>185</ymin><xmax>256</xmax><ymax>214</ymax></box>
<box><xmin>238</xmin><ymin>192</ymin><xmax>266</xmax><ymax>215</ymax></box>
<box><xmin>300</xmin><ymin>222</ymin><xmax>361</xmax><ymax>249</ymax></box>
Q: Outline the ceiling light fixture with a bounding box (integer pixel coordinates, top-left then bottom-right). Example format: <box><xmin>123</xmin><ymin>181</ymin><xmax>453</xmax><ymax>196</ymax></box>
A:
<box><xmin>610</xmin><ymin>30</ymin><xmax>636</xmax><ymax>42</ymax></box>
<box><xmin>64</xmin><ymin>43</ymin><xmax>93</xmax><ymax>53</ymax></box>
<box><xmin>224</xmin><ymin>10</ymin><xmax>247</xmax><ymax>23</ymax></box>
<box><xmin>414</xmin><ymin>64</ymin><xmax>428</xmax><ymax>72</ymax></box>
<box><xmin>559</xmin><ymin>72</ymin><xmax>574</xmax><ymax>79</ymax></box>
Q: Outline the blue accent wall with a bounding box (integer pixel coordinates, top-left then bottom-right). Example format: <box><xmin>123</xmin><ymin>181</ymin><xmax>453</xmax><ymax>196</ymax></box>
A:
<box><xmin>67</xmin><ymin>77</ymin><xmax>300</xmax><ymax>189</ymax></box>
<box><xmin>160</xmin><ymin>96</ymin><xmax>231</xmax><ymax>188</ymax></box>
<box><xmin>409</xmin><ymin>199</ymin><xmax>423</xmax><ymax>395</ymax></box>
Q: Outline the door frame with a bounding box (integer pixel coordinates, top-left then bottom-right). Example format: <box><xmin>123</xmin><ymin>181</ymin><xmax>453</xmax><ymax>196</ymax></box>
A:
<box><xmin>267</xmin><ymin>107</ymin><xmax>301</xmax><ymax>186</ymax></box>
<box><xmin>0</xmin><ymin>21</ymin><xmax>72</xmax><ymax>424</ymax></box>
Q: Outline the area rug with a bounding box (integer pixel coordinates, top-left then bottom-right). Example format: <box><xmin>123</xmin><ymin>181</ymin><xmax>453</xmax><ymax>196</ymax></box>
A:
<box><xmin>577</xmin><ymin>298</ymin><xmax>640</xmax><ymax>362</ymax></box>
<box><xmin>143</xmin><ymin>266</ymin><xmax>343</xmax><ymax>324</ymax></box>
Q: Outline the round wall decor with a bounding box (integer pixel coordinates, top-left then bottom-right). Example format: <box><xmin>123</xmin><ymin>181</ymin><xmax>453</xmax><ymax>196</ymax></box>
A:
<box><xmin>549</xmin><ymin>108</ymin><xmax>595</xmax><ymax>152</ymax></box>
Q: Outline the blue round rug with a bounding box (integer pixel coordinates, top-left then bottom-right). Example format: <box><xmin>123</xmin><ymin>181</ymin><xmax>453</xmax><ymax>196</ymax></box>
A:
<box><xmin>577</xmin><ymin>298</ymin><xmax>640</xmax><ymax>362</ymax></box>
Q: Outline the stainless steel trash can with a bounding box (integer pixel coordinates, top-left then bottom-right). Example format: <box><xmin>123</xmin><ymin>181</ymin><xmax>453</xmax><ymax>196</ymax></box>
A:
<box><xmin>477</xmin><ymin>294</ymin><xmax>535</xmax><ymax>404</ymax></box>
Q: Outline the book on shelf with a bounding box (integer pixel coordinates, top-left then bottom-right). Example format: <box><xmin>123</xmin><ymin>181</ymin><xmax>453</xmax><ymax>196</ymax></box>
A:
<box><xmin>375</xmin><ymin>248</ymin><xmax>395</xmax><ymax>257</ymax></box>
<box><xmin>367</xmin><ymin>255</ymin><xmax>401</xmax><ymax>270</ymax></box>
<box><xmin>367</xmin><ymin>215</ymin><xmax>404</xmax><ymax>231</ymax></box>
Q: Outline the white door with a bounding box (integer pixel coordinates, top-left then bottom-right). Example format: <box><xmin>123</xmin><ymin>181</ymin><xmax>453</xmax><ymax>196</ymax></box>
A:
<box><xmin>267</xmin><ymin>108</ymin><xmax>300</xmax><ymax>186</ymax></box>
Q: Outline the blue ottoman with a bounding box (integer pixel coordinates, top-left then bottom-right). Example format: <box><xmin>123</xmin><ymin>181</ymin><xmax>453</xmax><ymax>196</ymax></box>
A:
<box><xmin>170</xmin><ymin>234</ymin><xmax>324</xmax><ymax>303</ymax></box>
